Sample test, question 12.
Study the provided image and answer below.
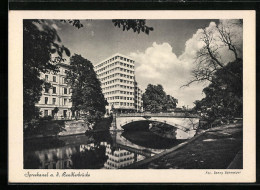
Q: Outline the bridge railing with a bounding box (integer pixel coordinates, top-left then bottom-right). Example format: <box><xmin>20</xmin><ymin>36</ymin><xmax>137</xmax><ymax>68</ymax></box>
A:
<box><xmin>115</xmin><ymin>112</ymin><xmax>199</xmax><ymax>118</ymax></box>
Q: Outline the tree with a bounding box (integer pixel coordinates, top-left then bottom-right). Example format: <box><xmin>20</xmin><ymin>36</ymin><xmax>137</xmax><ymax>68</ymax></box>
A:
<box><xmin>182</xmin><ymin>20</ymin><xmax>243</xmax><ymax>125</ymax></box>
<box><xmin>194</xmin><ymin>59</ymin><xmax>243</xmax><ymax>124</ymax></box>
<box><xmin>66</xmin><ymin>54</ymin><xmax>108</xmax><ymax>123</ymax></box>
<box><xmin>53</xmin><ymin>107</ymin><xmax>59</xmax><ymax>118</ymax></box>
<box><xmin>142</xmin><ymin>84</ymin><xmax>178</xmax><ymax>113</ymax></box>
<box><xmin>184</xmin><ymin>20</ymin><xmax>242</xmax><ymax>87</ymax></box>
<box><xmin>23</xmin><ymin>20</ymin><xmax>70</xmax><ymax>124</ymax></box>
<box><xmin>163</xmin><ymin>95</ymin><xmax>178</xmax><ymax>111</ymax></box>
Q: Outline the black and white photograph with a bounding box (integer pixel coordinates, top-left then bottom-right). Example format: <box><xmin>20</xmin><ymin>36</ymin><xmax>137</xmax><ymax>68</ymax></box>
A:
<box><xmin>8</xmin><ymin>10</ymin><xmax>255</xmax><ymax>183</ymax></box>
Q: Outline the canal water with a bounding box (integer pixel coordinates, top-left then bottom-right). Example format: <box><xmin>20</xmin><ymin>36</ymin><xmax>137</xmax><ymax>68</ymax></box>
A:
<box><xmin>24</xmin><ymin>129</ymin><xmax>185</xmax><ymax>169</ymax></box>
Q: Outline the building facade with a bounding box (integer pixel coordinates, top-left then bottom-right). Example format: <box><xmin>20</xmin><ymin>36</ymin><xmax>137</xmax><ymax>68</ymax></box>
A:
<box><xmin>134</xmin><ymin>81</ymin><xmax>143</xmax><ymax>112</ymax></box>
<box><xmin>35</xmin><ymin>63</ymin><xmax>72</xmax><ymax>119</ymax></box>
<box><xmin>94</xmin><ymin>53</ymin><xmax>143</xmax><ymax>114</ymax></box>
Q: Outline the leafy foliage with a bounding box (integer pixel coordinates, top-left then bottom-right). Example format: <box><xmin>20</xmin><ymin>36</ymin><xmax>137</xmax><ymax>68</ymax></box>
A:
<box><xmin>60</xmin><ymin>19</ymin><xmax>84</xmax><ymax>29</ymax></box>
<box><xmin>194</xmin><ymin>59</ymin><xmax>243</xmax><ymax>124</ymax></box>
<box><xmin>112</xmin><ymin>19</ymin><xmax>154</xmax><ymax>35</ymax></box>
<box><xmin>66</xmin><ymin>54</ymin><xmax>108</xmax><ymax>123</ymax></box>
<box><xmin>142</xmin><ymin>84</ymin><xmax>178</xmax><ymax>112</ymax></box>
<box><xmin>53</xmin><ymin>107</ymin><xmax>59</xmax><ymax>115</ymax></box>
<box><xmin>60</xmin><ymin>19</ymin><xmax>154</xmax><ymax>35</ymax></box>
<box><xmin>24</xmin><ymin>120</ymin><xmax>66</xmax><ymax>137</ymax></box>
<box><xmin>23</xmin><ymin>20</ymin><xmax>70</xmax><ymax>124</ymax></box>
<box><xmin>184</xmin><ymin>20</ymin><xmax>243</xmax><ymax>125</ymax></box>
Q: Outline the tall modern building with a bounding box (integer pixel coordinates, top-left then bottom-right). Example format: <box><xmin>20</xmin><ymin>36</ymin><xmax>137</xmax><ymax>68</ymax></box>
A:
<box><xmin>94</xmin><ymin>53</ymin><xmax>142</xmax><ymax>114</ymax></box>
<box><xmin>103</xmin><ymin>144</ymin><xmax>135</xmax><ymax>169</ymax></box>
<box><xmin>35</xmin><ymin>63</ymin><xmax>72</xmax><ymax>119</ymax></box>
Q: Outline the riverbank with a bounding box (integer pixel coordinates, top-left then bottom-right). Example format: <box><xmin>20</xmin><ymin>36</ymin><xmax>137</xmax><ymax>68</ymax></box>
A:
<box><xmin>24</xmin><ymin>117</ymin><xmax>113</xmax><ymax>139</ymax></box>
<box><xmin>124</xmin><ymin>123</ymin><xmax>242</xmax><ymax>169</ymax></box>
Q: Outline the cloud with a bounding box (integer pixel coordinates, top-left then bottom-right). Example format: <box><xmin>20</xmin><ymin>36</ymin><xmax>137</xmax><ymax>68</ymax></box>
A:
<box><xmin>129</xmin><ymin>20</ymin><xmax>242</xmax><ymax>108</ymax></box>
<box><xmin>130</xmin><ymin>42</ymin><xmax>201</xmax><ymax>107</ymax></box>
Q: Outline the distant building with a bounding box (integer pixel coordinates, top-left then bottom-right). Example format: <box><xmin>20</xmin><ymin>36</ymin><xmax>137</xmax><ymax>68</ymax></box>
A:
<box><xmin>35</xmin><ymin>63</ymin><xmax>72</xmax><ymax>119</ymax></box>
<box><xmin>134</xmin><ymin>81</ymin><xmax>143</xmax><ymax>112</ymax></box>
<box><xmin>94</xmin><ymin>53</ymin><xmax>143</xmax><ymax>114</ymax></box>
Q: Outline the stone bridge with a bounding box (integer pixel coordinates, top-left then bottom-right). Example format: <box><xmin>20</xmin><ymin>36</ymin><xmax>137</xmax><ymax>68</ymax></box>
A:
<box><xmin>112</xmin><ymin>113</ymin><xmax>200</xmax><ymax>139</ymax></box>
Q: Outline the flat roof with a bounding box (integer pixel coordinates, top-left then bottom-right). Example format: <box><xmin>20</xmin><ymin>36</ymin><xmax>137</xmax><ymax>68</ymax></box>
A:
<box><xmin>94</xmin><ymin>53</ymin><xmax>135</xmax><ymax>66</ymax></box>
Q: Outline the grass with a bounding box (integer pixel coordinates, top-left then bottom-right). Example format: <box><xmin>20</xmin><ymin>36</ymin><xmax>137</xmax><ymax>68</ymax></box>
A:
<box><xmin>140</xmin><ymin>124</ymin><xmax>243</xmax><ymax>169</ymax></box>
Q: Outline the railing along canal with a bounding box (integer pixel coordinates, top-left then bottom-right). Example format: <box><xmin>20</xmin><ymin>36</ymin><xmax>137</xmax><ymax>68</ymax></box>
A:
<box><xmin>115</xmin><ymin>112</ymin><xmax>199</xmax><ymax>118</ymax></box>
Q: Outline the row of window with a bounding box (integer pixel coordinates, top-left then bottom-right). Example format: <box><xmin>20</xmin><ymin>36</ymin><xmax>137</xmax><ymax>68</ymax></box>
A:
<box><xmin>95</xmin><ymin>56</ymin><xmax>134</xmax><ymax>70</ymax></box>
<box><xmin>107</xmin><ymin>151</ymin><xmax>132</xmax><ymax>157</ymax></box>
<box><xmin>135</xmin><ymin>94</ymin><xmax>143</xmax><ymax>98</ymax></box>
<box><xmin>106</xmin><ymin>96</ymin><xmax>134</xmax><ymax>101</ymax></box>
<box><xmin>43</xmin><ymin>97</ymin><xmax>70</xmax><ymax>105</ymax></box>
<box><xmin>101</xmin><ymin>78</ymin><xmax>134</xmax><ymax>86</ymax></box>
<box><xmin>104</xmin><ymin>90</ymin><xmax>135</xmax><ymax>96</ymax></box>
<box><xmin>105</xmin><ymin>161</ymin><xmax>133</xmax><ymax>168</ymax></box>
<box><xmin>135</xmin><ymin>100</ymin><xmax>143</xmax><ymax>104</ymax></box>
<box><xmin>114</xmin><ymin>151</ymin><xmax>132</xmax><ymax>157</ymax></box>
<box><xmin>102</xmin><ymin>84</ymin><xmax>134</xmax><ymax>91</ymax></box>
<box><xmin>44</xmin><ymin>86</ymin><xmax>70</xmax><ymax>95</ymax></box>
<box><xmin>135</xmin><ymin>87</ymin><xmax>142</xmax><ymax>92</ymax></box>
<box><xmin>97</xmin><ymin>65</ymin><xmax>134</xmax><ymax>76</ymax></box>
<box><xmin>103</xmin><ymin>88</ymin><xmax>134</xmax><ymax>95</ymax></box>
<box><xmin>108</xmin><ymin>102</ymin><xmax>134</xmax><ymax>106</ymax></box>
<box><xmin>100</xmin><ymin>73</ymin><xmax>134</xmax><ymax>82</ymax></box>
<box><xmin>108</xmin><ymin>156</ymin><xmax>134</xmax><ymax>163</ymax></box>
<box><xmin>44</xmin><ymin>74</ymin><xmax>67</xmax><ymax>83</ymax></box>
<box><xmin>43</xmin><ymin>109</ymin><xmax>70</xmax><ymax>118</ymax></box>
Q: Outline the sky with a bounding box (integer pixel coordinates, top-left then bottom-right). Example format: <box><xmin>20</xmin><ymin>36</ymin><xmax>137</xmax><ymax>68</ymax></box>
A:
<box><xmin>51</xmin><ymin>19</ymin><xmax>242</xmax><ymax>108</ymax></box>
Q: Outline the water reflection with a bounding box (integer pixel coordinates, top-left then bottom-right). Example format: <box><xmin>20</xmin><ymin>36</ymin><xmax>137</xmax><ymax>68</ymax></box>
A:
<box><xmin>24</xmin><ymin>130</ymin><xmax>184</xmax><ymax>169</ymax></box>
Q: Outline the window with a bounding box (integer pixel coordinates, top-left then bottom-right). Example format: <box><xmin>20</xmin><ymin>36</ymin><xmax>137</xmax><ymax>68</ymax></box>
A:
<box><xmin>64</xmin><ymin>88</ymin><xmax>67</xmax><ymax>94</ymax></box>
<box><xmin>64</xmin><ymin>98</ymin><xmax>67</xmax><ymax>105</ymax></box>
<box><xmin>52</xmin><ymin>98</ymin><xmax>56</xmax><ymax>105</ymax></box>
<box><xmin>45</xmin><ymin>87</ymin><xmax>49</xmax><ymax>93</ymax></box>
<box><xmin>63</xmin><ymin>77</ymin><xmax>67</xmax><ymax>84</ymax></box>
<box><xmin>44</xmin><ymin>110</ymin><xmax>48</xmax><ymax>116</ymax></box>
<box><xmin>45</xmin><ymin>75</ymin><xmax>48</xmax><ymax>81</ymax></box>
<box><xmin>53</xmin><ymin>76</ymin><xmax>56</xmax><ymax>82</ymax></box>
<box><xmin>45</xmin><ymin>97</ymin><xmax>48</xmax><ymax>104</ymax></box>
<box><xmin>53</xmin><ymin>87</ymin><xmax>56</xmax><ymax>94</ymax></box>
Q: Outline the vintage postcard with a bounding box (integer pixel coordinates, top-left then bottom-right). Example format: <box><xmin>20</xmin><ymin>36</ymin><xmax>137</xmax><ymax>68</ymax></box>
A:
<box><xmin>8</xmin><ymin>10</ymin><xmax>255</xmax><ymax>183</ymax></box>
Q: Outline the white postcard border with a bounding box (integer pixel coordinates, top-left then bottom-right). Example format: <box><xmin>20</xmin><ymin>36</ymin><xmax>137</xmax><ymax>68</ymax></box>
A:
<box><xmin>8</xmin><ymin>10</ymin><xmax>256</xmax><ymax>183</ymax></box>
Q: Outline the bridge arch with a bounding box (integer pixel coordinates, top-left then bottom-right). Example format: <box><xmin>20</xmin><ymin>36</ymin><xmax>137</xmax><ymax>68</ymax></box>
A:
<box><xmin>120</xmin><ymin>119</ymin><xmax>189</xmax><ymax>132</ymax></box>
<box><xmin>113</xmin><ymin>114</ymin><xmax>200</xmax><ymax>139</ymax></box>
